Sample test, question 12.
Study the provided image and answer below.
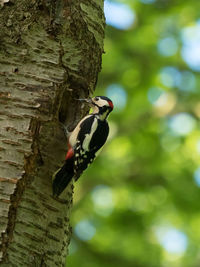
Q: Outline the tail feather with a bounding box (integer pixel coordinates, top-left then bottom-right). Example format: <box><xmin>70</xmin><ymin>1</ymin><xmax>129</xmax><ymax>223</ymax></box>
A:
<box><xmin>52</xmin><ymin>157</ymin><xmax>74</xmax><ymax>197</ymax></box>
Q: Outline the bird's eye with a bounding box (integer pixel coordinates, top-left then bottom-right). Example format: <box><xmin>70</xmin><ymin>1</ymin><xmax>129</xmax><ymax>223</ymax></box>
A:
<box><xmin>94</xmin><ymin>97</ymin><xmax>99</xmax><ymax>101</ymax></box>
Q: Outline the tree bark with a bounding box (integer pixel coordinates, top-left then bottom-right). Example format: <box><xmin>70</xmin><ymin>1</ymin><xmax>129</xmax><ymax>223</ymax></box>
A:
<box><xmin>0</xmin><ymin>0</ymin><xmax>105</xmax><ymax>266</ymax></box>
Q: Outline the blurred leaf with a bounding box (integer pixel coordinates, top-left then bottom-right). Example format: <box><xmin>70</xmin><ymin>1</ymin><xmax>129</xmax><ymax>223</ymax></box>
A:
<box><xmin>67</xmin><ymin>0</ymin><xmax>200</xmax><ymax>266</ymax></box>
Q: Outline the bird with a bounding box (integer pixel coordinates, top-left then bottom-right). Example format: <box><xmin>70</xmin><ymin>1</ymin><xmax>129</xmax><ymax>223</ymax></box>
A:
<box><xmin>52</xmin><ymin>96</ymin><xmax>114</xmax><ymax>197</ymax></box>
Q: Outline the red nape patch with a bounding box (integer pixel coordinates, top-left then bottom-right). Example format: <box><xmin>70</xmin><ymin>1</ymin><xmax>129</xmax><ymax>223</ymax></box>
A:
<box><xmin>108</xmin><ymin>100</ymin><xmax>114</xmax><ymax>109</ymax></box>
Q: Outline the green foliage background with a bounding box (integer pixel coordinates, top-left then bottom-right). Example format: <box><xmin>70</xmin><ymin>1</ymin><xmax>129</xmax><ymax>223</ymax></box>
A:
<box><xmin>68</xmin><ymin>0</ymin><xmax>200</xmax><ymax>266</ymax></box>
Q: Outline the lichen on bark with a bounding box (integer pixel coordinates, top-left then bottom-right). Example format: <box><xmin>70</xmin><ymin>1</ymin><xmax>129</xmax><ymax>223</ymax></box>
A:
<box><xmin>0</xmin><ymin>0</ymin><xmax>105</xmax><ymax>266</ymax></box>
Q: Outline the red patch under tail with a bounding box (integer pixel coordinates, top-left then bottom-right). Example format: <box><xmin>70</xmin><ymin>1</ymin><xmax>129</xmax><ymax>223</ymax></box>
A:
<box><xmin>65</xmin><ymin>143</ymin><xmax>74</xmax><ymax>160</ymax></box>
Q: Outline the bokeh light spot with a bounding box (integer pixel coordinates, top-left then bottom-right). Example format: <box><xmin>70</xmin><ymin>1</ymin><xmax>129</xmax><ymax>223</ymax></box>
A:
<box><xmin>91</xmin><ymin>185</ymin><xmax>114</xmax><ymax>217</ymax></box>
<box><xmin>194</xmin><ymin>167</ymin><xmax>200</xmax><ymax>187</ymax></box>
<box><xmin>104</xmin><ymin>1</ymin><xmax>135</xmax><ymax>30</ymax></box>
<box><xmin>181</xmin><ymin>23</ymin><xmax>200</xmax><ymax>71</ymax></box>
<box><xmin>74</xmin><ymin>220</ymin><xmax>96</xmax><ymax>241</ymax></box>
<box><xmin>156</xmin><ymin>228</ymin><xmax>188</xmax><ymax>254</ymax></box>
<box><xmin>159</xmin><ymin>67</ymin><xmax>180</xmax><ymax>88</ymax></box>
<box><xmin>147</xmin><ymin>87</ymin><xmax>167</xmax><ymax>106</ymax></box>
<box><xmin>106</xmin><ymin>84</ymin><xmax>127</xmax><ymax>111</ymax></box>
<box><xmin>168</xmin><ymin>113</ymin><xmax>196</xmax><ymax>136</ymax></box>
<box><xmin>140</xmin><ymin>0</ymin><xmax>155</xmax><ymax>4</ymax></box>
<box><xmin>160</xmin><ymin>134</ymin><xmax>181</xmax><ymax>152</ymax></box>
<box><xmin>176</xmin><ymin>71</ymin><xmax>196</xmax><ymax>92</ymax></box>
<box><xmin>158</xmin><ymin>37</ymin><xmax>178</xmax><ymax>57</ymax></box>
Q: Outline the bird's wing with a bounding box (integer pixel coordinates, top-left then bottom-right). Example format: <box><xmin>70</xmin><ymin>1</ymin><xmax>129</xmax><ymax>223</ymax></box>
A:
<box><xmin>73</xmin><ymin>115</ymin><xmax>109</xmax><ymax>179</ymax></box>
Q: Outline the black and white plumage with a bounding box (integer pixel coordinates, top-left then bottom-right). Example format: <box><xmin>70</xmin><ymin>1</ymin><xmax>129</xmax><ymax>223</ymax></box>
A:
<box><xmin>52</xmin><ymin>96</ymin><xmax>114</xmax><ymax>197</ymax></box>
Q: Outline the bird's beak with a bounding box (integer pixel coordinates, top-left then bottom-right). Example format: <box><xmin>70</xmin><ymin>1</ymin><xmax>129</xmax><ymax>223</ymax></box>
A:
<box><xmin>76</xmin><ymin>98</ymin><xmax>93</xmax><ymax>106</ymax></box>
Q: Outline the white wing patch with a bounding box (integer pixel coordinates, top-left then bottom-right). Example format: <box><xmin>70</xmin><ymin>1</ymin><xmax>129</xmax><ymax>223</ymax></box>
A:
<box><xmin>73</xmin><ymin>116</ymin><xmax>100</xmax><ymax>176</ymax></box>
<box><xmin>82</xmin><ymin>117</ymin><xmax>98</xmax><ymax>151</ymax></box>
<box><xmin>69</xmin><ymin>115</ymin><xmax>92</xmax><ymax>147</ymax></box>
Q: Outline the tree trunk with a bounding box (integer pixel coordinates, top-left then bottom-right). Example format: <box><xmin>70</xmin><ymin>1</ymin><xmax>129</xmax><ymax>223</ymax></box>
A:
<box><xmin>0</xmin><ymin>0</ymin><xmax>105</xmax><ymax>266</ymax></box>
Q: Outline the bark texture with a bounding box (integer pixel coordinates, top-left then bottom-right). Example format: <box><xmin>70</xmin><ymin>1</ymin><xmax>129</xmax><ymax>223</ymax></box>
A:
<box><xmin>0</xmin><ymin>0</ymin><xmax>105</xmax><ymax>266</ymax></box>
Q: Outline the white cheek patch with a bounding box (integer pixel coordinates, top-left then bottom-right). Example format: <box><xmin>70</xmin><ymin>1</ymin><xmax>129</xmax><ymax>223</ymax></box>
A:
<box><xmin>95</xmin><ymin>99</ymin><xmax>109</xmax><ymax>107</ymax></box>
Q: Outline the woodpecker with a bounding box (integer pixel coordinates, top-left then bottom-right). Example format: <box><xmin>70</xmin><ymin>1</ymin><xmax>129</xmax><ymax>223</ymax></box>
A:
<box><xmin>52</xmin><ymin>96</ymin><xmax>114</xmax><ymax>197</ymax></box>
